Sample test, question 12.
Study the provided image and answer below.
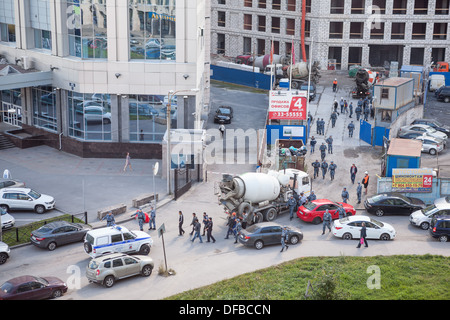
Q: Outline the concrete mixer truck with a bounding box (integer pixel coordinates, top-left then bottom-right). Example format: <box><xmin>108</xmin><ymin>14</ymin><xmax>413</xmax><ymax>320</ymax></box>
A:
<box><xmin>352</xmin><ymin>68</ymin><xmax>380</xmax><ymax>99</ymax></box>
<box><xmin>217</xmin><ymin>169</ymin><xmax>311</xmax><ymax>224</ymax></box>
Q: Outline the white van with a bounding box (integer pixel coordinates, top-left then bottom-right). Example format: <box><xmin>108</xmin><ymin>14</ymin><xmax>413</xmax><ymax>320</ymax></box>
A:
<box><xmin>84</xmin><ymin>225</ymin><xmax>153</xmax><ymax>258</ymax></box>
<box><xmin>429</xmin><ymin>74</ymin><xmax>446</xmax><ymax>92</ymax></box>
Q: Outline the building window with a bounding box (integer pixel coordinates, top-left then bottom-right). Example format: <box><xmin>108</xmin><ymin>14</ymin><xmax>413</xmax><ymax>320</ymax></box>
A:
<box><xmin>381</xmin><ymin>88</ymin><xmax>389</xmax><ymax>99</ymax></box>
<box><xmin>372</xmin><ymin>0</ymin><xmax>386</xmax><ymax>14</ymax></box>
<box><xmin>393</xmin><ymin>0</ymin><xmax>407</xmax><ymax>14</ymax></box>
<box><xmin>244</xmin><ymin>14</ymin><xmax>252</xmax><ymax>31</ymax></box>
<box><xmin>0</xmin><ymin>23</ymin><xmax>15</xmax><ymax>44</ymax></box>
<box><xmin>34</xmin><ymin>30</ymin><xmax>52</xmax><ymax>50</ymax></box>
<box><xmin>218</xmin><ymin>11</ymin><xmax>226</xmax><ymax>27</ymax></box>
<box><xmin>414</xmin><ymin>0</ymin><xmax>428</xmax><ymax>15</ymax></box>
<box><xmin>0</xmin><ymin>89</ymin><xmax>22</xmax><ymax>127</ymax></box>
<box><xmin>391</xmin><ymin>23</ymin><xmax>405</xmax><ymax>39</ymax></box>
<box><xmin>257</xmin><ymin>38</ymin><xmax>265</xmax><ymax>55</ymax></box>
<box><xmin>380</xmin><ymin>110</ymin><xmax>392</xmax><ymax>122</ymax></box>
<box><xmin>287</xmin><ymin>0</ymin><xmax>296</xmax><ymax>11</ymax></box>
<box><xmin>243</xmin><ymin>37</ymin><xmax>252</xmax><ymax>55</ymax></box>
<box><xmin>330</xmin><ymin>0</ymin><xmax>345</xmax><ymax>14</ymax></box>
<box><xmin>412</xmin><ymin>23</ymin><xmax>427</xmax><ymax>40</ymax></box>
<box><xmin>272</xmin><ymin>0</ymin><xmax>281</xmax><ymax>10</ymax></box>
<box><xmin>67</xmin><ymin>1</ymin><xmax>107</xmax><ymax>59</ymax></box>
<box><xmin>244</xmin><ymin>0</ymin><xmax>253</xmax><ymax>8</ymax></box>
<box><xmin>410</xmin><ymin>48</ymin><xmax>425</xmax><ymax>65</ymax></box>
<box><xmin>329</xmin><ymin>22</ymin><xmax>343</xmax><ymax>39</ymax></box>
<box><xmin>271</xmin><ymin>17</ymin><xmax>280</xmax><ymax>34</ymax></box>
<box><xmin>129</xmin><ymin>0</ymin><xmax>176</xmax><ymax>61</ymax></box>
<box><xmin>370</xmin><ymin>22</ymin><xmax>384</xmax><ymax>39</ymax></box>
<box><xmin>351</xmin><ymin>0</ymin><xmax>365</xmax><ymax>14</ymax></box>
<box><xmin>435</xmin><ymin>0</ymin><xmax>450</xmax><ymax>15</ymax></box>
<box><xmin>129</xmin><ymin>94</ymin><xmax>167</xmax><ymax>142</ymax></box>
<box><xmin>258</xmin><ymin>16</ymin><xmax>266</xmax><ymax>32</ymax></box>
<box><xmin>33</xmin><ymin>86</ymin><xmax>57</xmax><ymax>132</ymax></box>
<box><xmin>67</xmin><ymin>92</ymin><xmax>112</xmax><ymax>141</ymax></box>
<box><xmin>286</xmin><ymin>18</ymin><xmax>295</xmax><ymax>36</ymax></box>
<box><xmin>433</xmin><ymin>23</ymin><xmax>448</xmax><ymax>40</ymax></box>
<box><xmin>258</xmin><ymin>0</ymin><xmax>266</xmax><ymax>9</ymax></box>
<box><xmin>217</xmin><ymin>33</ymin><xmax>225</xmax><ymax>54</ymax></box>
<box><xmin>348</xmin><ymin>47</ymin><xmax>362</xmax><ymax>67</ymax></box>
<box><xmin>350</xmin><ymin>22</ymin><xmax>364</xmax><ymax>39</ymax></box>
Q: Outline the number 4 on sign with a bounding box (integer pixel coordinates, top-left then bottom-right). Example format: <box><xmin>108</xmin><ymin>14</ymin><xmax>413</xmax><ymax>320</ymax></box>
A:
<box><xmin>292</xmin><ymin>97</ymin><xmax>303</xmax><ymax>110</ymax></box>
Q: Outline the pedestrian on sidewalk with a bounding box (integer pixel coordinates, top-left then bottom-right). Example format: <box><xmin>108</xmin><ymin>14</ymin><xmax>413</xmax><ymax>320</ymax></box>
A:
<box><xmin>206</xmin><ymin>217</ymin><xmax>216</xmax><ymax>243</ymax></box>
<box><xmin>347</xmin><ymin>121</ymin><xmax>355</xmax><ymax>137</ymax></box>
<box><xmin>316</xmin><ymin>119</ymin><xmax>321</xmax><ymax>134</ymax></box>
<box><xmin>350</xmin><ymin>164</ymin><xmax>358</xmax><ymax>184</ymax></box>
<box><xmin>341</xmin><ymin>187</ymin><xmax>349</xmax><ymax>203</ymax></box>
<box><xmin>326</xmin><ymin>135</ymin><xmax>333</xmax><ymax>154</ymax></box>
<box><xmin>363</xmin><ymin>106</ymin><xmax>370</xmax><ymax>121</ymax></box>
<box><xmin>340</xmin><ymin>98</ymin><xmax>344</xmax><ymax>113</ymax></box>
<box><xmin>329</xmin><ymin>161</ymin><xmax>337</xmax><ymax>180</ymax></box>
<box><xmin>333</xmin><ymin>100</ymin><xmax>338</xmax><ymax>114</ymax></box>
<box><xmin>233</xmin><ymin>218</ymin><xmax>242</xmax><ymax>244</ymax></box>
<box><xmin>225</xmin><ymin>212</ymin><xmax>236</xmax><ymax>239</ymax></box>
<box><xmin>322</xmin><ymin>209</ymin><xmax>332</xmax><ymax>234</ymax></box>
<box><xmin>333</xmin><ymin>78</ymin><xmax>338</xmax><ymax>92</ymax></box>
<box><xmin>357</xmin><ymin>222</ymin><xmax>368</xmax><ymax>248</ymax></box>
<box><xmin>362</xmin><ymin>171</ymin><xmax>370</xmax><ymax>195</ymax></box>
<box><xmin>178</xmin><ymin>211</ymin><xmax>185</xmax><ymax>236</ymax></box>
<box><xmin>101</xmin><ymin>211</ymin><xmax>115</xmax><ymax>227</ymax></box>
<box><xmin>123</xmin><ymin>152</ymin><xmax>132</xmax><ymax>172</ymax></box>
<box><xmin>319</xmin><ymin>142</ymin><xmax>327</xmax><ymax>161</ymax></box>
<box><xmin>280</xmin><ymin>226</ymin><xmax>289</xmax><ymax>252</ymax></box>
<box><xmin>191</xmin><ymin>218</ymin><xmax>203</xmax><ymax>243</ymax></box>
<box><xmin>355</xmin><ymin>104</ymin><xmax>362</xmax><ymax>121</ymax></box>
<box><xmin>130</xmin><ymin>209</ymin><xmax>146</xmax><ymax>231</ymax></box>
<box><xmin>219</xmin><ymin>124</ymin><xmax>225</xmax><ymax>138</ymax></box>
<box><xmin>310</xmin><ymin>136</ymin><xmax>317</xmax><ymax>153</ymax></box>
<box><xmin>321</xmin><ymin>160</ymin><xmax>328</xmax><ymax>179</ymax></box>
<box><xmin>330</xmin><ymin>111</ymin><xmax>338</xmax><ymax>128</ymax></box>
<box><xmin>356</xmin><ymin>182</ymin><xmax>362</xmax><ymax>204</ymax></box>
<box><xmin>312</xmin><ymin>159</ymin><xmax>321</xmax><ymax>179</ymax></box>
<box><xmin>148</xmin><ymin>206</ymin><xmax>156</xmax><ymax>230</ymax></box>
<box><xmin>287</xmin><ymin>195</ymin><xmax>297</xmax><ymax>221</ymax></box>
<box><xmin>344</xmin><ymin>100</ymin><xmax>349</xmax><ymax>115</ymax></box>
<box><xmin>349</xmin><ymin>101</ymin><xmax>353</xmax><ymax>118</ymax></box>
<box><xmin>189</xmin><ymin>212</ymin><xmax>197</xmax><ymax>236</ymax></box>
<box><xmin>202</xmin><ymin>212</ymin><xmax>208</xmax><ymax>236</ymax></box>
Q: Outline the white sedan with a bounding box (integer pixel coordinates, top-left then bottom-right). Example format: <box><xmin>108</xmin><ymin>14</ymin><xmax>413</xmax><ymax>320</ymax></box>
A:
<box><xmin>332</xmin><ymin>215</ymin><xmax>396</xmax><ymax>241</ymax></box>
<box><xmin>1</xmin><ymin>210</ymin><xmax>15</xmax><ymax>229</ymax></box>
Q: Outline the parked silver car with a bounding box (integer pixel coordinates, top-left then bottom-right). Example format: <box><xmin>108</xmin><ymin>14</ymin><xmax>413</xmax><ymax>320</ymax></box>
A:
<box><xmin>86</xmin><ymin>253</ymin><xmax>154</xmax><ymax>288</ymax></box>
<box><xmin>398</xmin><ymin>124</ymin><xmax>448</xmax><ymax>141</ymax></box>
<box><xmin>415</xmin><ymin>135</ymin><xmax>445</xmax><ymax>155</ymax></box>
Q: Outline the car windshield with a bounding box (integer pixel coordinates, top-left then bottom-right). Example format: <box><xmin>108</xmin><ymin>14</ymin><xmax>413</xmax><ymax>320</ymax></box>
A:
<box><xmin>28</xmin><ymin>190</ymin><xmax>41</xmax><ymax>199</ymax></box>
<box><xmin>37</xmin><ymin>226</ymin><xmax>53</xmax><ymax>233</ymax></box>
<box><xmin>245</xmin><ymin>224</ymin><xmax>260</xmax><ymax>233</ymax></box>
<box><xmin>427</xmin><ymin>127</ymin><xmax>437</xmax><ymax>133</ymax></box>
<box><xmin>422</xmin><ymin>204</ymin><xmax>439</xmax><ymax>216</ymax></box>
<box><xmin>394</xmin><ymin>194</ymin><xmax>411</xmax><ymax>203</ymax></box>
<box><xmin>34</xmin><ymin>276</ymin><xmax>48</xmax><ymax>285</ymax></box>
<box><xmin>219</xmin><ymin>108</ymin><xmax>230</xmax><ymax>114</ymax></box>
<box><xmin>303</xmin><ymin>202</ymin><xmax>317</xmax><ymax>210</ymax></box>
<box><xmin>0</xmin><ymin>282</ymin><xmax>14</xmax><ymax>293</ymax></box>
<box><xmin>300</xmin><ymin>85</ymin><xmax>314</xmax><ymax>91</ymax></box>
<box><xmin>369</xmin><ymin>195</ymin><xmax>385</xmax><ymax>203</ymax></box>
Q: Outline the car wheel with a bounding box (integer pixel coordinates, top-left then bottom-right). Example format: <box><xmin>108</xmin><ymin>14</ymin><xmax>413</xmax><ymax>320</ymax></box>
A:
<box><xmin>139</xmin><ymin>244</ymin><xmax>151</xmax><ymax>255</ymax></box>
<box><xmin>141</xmin><ymin>265</ymin><xmax>153</xmax><ymax>277</ymax></box>
<box><xmin>380</xmin><ymin>233</ymin><xmax>391</xmax><ymax>241</ymax></box>
<box><xmin>264</xmin><ymin>208</ymin><xmax>277</xmax><ymax>222</ymax></box>
<box><xmin>103</xmin><ymin>275</ymin><xmax>115</xmax><ymax>288</ymax></box>
<box><xmin>312</xmin><ymin>216</ymin><xmax>322</xmax><ymax>225</ymax></box>
<box><xmin>52</xmin><ymin>289</ymin><xmax>63</xmax><ymax>299</ymax></box>
<box><xmin>444</xmin><ymin>97</ymin><xmax>450</xmax><ymax>103</ymax></box>
<box><xmin>103</xmin><ymin>118</ymin><xmax>111</xmax><ymax>124</ymax></box>
<box><xmin>420</xmin><ymin>222</ymin><xmax>430</xmax><ymax>230</ymax></box>
<box><xmin>438</xmin><ymin>235</ymin><xmax>448</xmax><ymax>242</ymax></box>
<box><xmin>375</xmin><ymin>209</ymin><xmax>385</xmax><ymax>217</ymax></box>
<box><xmin>0</xmin><ymin>252</ymin><xmax>8</xmax><ymax>265</ymax></box>
<box><xmin>254</xmin><ymin>240</ymin><xmax>264</xmax><ymax>250</ymax></box>
<box><xmin>84</xmin><ymin>242</ymin><xmax>92</xmax><ymax>254</ymax></box>
<box><xmin>343</xmin><ymin>232</ymin><xmax>353</xmax><ymax>240</ymax></box>
<box><xmin>429</xmin><ymin>148</ymin><xmax>437</xmax><ymax>155</ymax></box>
<box><xmin>0</xmin><ymin>204</ymin><xmax>9</xmax><ymax>212</ymax></box>
<box><xmin>35</xmin><ymin>205</ymin><xmax>45</xmax><ymax>214</ymax></box>
<box><xmin>289</xmin><ymin>235</ymin><xmax>299</xmax><ymax>245</ymax></box>
<box><xmin>47</xmin><ymin>242</ymin><xmax>57</xmax><ymax>251</ymax></box>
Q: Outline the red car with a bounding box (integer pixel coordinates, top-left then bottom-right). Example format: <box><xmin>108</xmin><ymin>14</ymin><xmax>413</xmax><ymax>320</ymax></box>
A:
<box><xmin>297</xmin><ymin>199</ymin><xmax>356</xmax><ymax>224</ymax></box>
<box><xmin>0</xmin><ymin>275</ymin><xmax>67</xmax><ymax>300</ymax></box>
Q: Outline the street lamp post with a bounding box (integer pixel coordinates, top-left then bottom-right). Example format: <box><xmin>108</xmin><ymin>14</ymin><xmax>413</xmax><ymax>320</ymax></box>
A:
<box><xmin>166</xmin><ymin>88</ymin><xmax>199</xmax><ymax>195</ymax></box>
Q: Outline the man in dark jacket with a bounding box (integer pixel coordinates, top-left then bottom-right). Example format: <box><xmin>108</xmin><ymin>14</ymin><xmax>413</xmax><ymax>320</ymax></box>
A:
<box><xmin>312</xmin><ymin>160</ymin><xmax>321</xmax><ymax>179</ymax></box>
<box><xmin>357</xmin><ymin>222</ymin><xmax>368</xmax><ymax>248</ymax></box>
<box><xmin>206</xmin><ymin>217</ymin><xmax>216</xmax><ymax>243</ymax></box>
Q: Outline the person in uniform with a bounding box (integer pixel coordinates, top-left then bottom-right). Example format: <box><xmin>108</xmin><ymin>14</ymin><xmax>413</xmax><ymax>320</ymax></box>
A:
<box><xmin>349</xmin><ymin>102</ymin><xmax>353</xmax><ymax>118</ymax></box>
<box><xmin>307</xmin><ymin>190</ymin><xmax>317</xmax><ymax>202</ymax></box>
<box><xmin>233</xmin><ymin>218</ymin><xmax>242</xmax><ymax>244</ymax></box>
<box><xmin>202</xmin><ymin>212</ymin><xmax>209</xmax><ymax>236</ymax></box>
<box><xmin>322</xmin><ymin>209</ymin><xmax>332</xmax><ymax>234</ymax></box>
<box><xmin>312</xmin><ymin>160</ymin><xmax>321</xmax><ymax>179</ymax></box>
<box><xmin>178</xmin><ymin>211</ymin><xmax>185</xmax><ymax>236</ymax></box>
<box><xmin>329</xmin><ymin>161</ymin><xmax>337</xmax><ymax>180</ymax></box>
<box><xmin>319</xmin><ymin>143</ymin><xmax>327</xmax><ymax>161</ymax></box>
<box><xmin>206</xmin><ymin>217</ymin><xmax>216</xmax><ymax>243</ymax></box>
<box><xmin>355</xmin><ymin>104</ymin><xmax>362</xmax><ymax>121</ymax></box>
<box><xmin>341</xmin><ymin>187</ymin><xmax>349</xmax><ymax>203</ymax></box>
<box><xmin>287</xmin><ymin>195</ymin><xmax>297</xmax><ymax>221</ymax></box>
<box><xmin>280</xmin><ymin>226</ymin><xmax>289</xmax><ymax>252</ymax></box>
<box><xmin>356</xmin><ymin>182</ymin><xmax>362</xmax><ymax>204</ymax></box>
<box><xmin>337</xmin><ymin>204</ymin><xmax>346</xmax><ymax>219</ymax></box>
<box><xmin>148</xmin><ymin>206</ymin><xmax>156</xmax><ymax>230</ymax></box>
<box><xmin>326</xmin><ymin>135</ymin><xmax>334</xmax><ymax>154</ymax></box>
<box><xmin>310</xmin><ymin>136</ymin><xmax>317</xmax><ymax>154</ymax></box>
<box><xmin>330</xmin><ymin>111</ymin><xmax>338</xmax><ymax>128</ymax></box>
<box><xmin>102</xmin><ymin>211</ymin><xmax>115</xmax><ymax>227</ymax></box>
<box><xmin>348</xmin><ymin>121</ymin><xmax>355</xmax><ymax>137</ymax></box>
<box><xmin>131</xmin><ymin>209</ymin><xmax>145</xmax><ymax>231</ymax></box>
<box><xmin>321</xmin><ymin>160</ymin><xmax>328</xmax><ymax>179</ymax></box>
<box><xmin>191</xmin><ymin>218</ymin><xmax>203</xmax><ymax>243</ymax></box>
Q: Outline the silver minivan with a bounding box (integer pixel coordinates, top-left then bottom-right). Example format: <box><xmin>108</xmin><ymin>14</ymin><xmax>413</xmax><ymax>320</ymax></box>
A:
<box><xmin>409</xmin><ymin>197</ymin><xmax>450</xmax><ymax>230</ymax></box>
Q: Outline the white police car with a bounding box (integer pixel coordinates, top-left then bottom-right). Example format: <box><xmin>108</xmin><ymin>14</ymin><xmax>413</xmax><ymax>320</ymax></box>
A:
<box><xmin>83</xmin><ymin>225</ymin><xmax>153</xmax><ymax>258</ymax></box>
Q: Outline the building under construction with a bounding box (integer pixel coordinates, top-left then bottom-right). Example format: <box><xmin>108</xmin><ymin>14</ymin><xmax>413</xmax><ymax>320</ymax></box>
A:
<box><xmin>211</xmin><ymin>0</ymin><xmax>450</xmax><ymax>70</ymax></box>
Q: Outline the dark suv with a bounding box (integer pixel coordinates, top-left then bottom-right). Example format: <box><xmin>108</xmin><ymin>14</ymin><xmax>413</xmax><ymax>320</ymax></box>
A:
<box><xmin>436</xmin><ymin>86</ymin><xmax>450</xmax><ymax>103</ymax></box>
<box><xmin>429</xmin><ymin>216</ymin><xmax>450</xmax><ymax>242</ymax></box>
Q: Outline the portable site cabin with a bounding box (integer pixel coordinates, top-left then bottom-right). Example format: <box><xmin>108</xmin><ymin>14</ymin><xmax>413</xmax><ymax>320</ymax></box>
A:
<box><xmin>399</xmin><ymin>65</ymin><xmax>424</xmax><ymax>97</ymax></box>
<box><xmin>385</xmin><ymin>138</ymin><xmax>422</xmax><ymax>177</ymax></box>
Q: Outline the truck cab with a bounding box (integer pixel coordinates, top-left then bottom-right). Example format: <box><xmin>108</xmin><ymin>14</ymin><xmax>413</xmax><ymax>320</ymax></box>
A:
<box><xmin>433</xmin><ymin>62</ymin><xmax>449</xmax><ymax>73</ymax></box>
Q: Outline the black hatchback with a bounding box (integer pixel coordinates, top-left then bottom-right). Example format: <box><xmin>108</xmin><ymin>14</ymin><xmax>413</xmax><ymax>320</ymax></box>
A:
<box><xmin>364</xmin><ymin>193</ymin><xmax>426</xmax><ymax>217</ymax></box>
<box><xmin>237</xmin><ymin>222</ymin><xmax>303</xmax><ymax>250</ymax></box>
<box><xmin>214</xmin><ymin>106</ymin><xmax>233</xmax><ymax>124</ymax></box>
<box><xmin>429</xmin><ymin>216</ymin><xmax>450</xmax><ymax>242</ymax></box>
<box><xmin>30</xmin><ymin>221</ymin><xmax>92</xmax><ymax>251</ymax></box>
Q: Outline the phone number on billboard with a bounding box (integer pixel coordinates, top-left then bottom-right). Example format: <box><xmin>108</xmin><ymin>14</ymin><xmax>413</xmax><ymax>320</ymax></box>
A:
<box><xmin>271</xmin><ymin>112</ymin><xmax>304</xmax><ymax>118</ymax></box>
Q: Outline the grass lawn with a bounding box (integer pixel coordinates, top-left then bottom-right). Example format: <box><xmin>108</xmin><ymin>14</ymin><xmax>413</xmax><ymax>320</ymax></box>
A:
<box><xmin>167</xmin><ymin>255</ymin><xmax>449</xmax><ymax>300</ymax></box>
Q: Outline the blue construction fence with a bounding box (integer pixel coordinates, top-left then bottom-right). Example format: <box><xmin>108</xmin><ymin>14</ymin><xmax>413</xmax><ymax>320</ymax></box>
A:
<box><xmin>211</xmin><ymin>65</ymin><xmax>272</xmax><ymax>90</ymax></box>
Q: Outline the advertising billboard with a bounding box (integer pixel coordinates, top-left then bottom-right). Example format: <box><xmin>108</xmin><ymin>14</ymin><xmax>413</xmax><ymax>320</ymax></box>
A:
<box><xmin>392</xmin><ymin>168</ymin><xmax>433</xmax><ymax>193</ymax></box>
<box><xmin>268</xmin><ymin>90</ymin><xmax>307</xmax><ymax>120</ymax></box>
